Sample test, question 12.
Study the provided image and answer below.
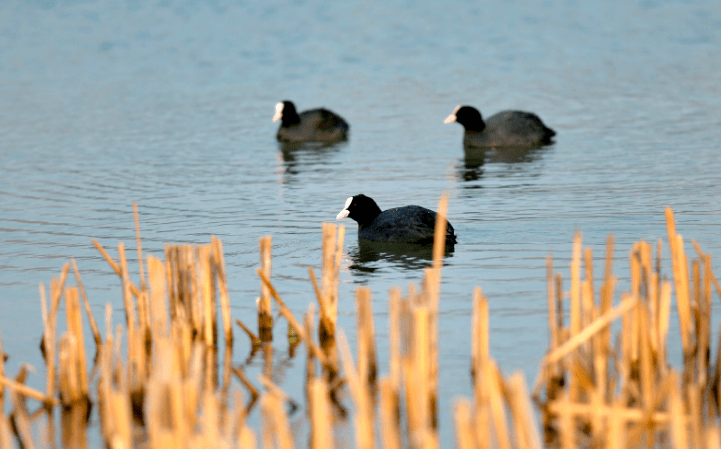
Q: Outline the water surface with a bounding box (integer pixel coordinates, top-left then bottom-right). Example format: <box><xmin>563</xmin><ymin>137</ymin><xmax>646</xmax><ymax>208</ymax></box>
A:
<box><xmin>2</xmin><ymin>0</ymin><xmax>721</xmax><ymax>446</ymax></box>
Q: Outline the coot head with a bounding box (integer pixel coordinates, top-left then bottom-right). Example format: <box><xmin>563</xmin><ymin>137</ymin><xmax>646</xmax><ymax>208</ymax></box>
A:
<box><xmin>444</xmin><ymin>105</ymin><xmax>485</xmax><ymax>132</ymax></box>
<box><xmin>335</xmin><ymin>194</ymin><xmax>382</xmax><ymax>228</ymax></box>
<box><xmin>272</xmin><ymin>100</ymin><xmax>300</xmax><ymax>126</ymax></box>
<box><xmin>445</xmin><ymin>104</ymin><xmax>555</xmax><ymax>147</ymax></box>
<box><xmin>337</xmin><ymin>194</ymin><xmax>457</xmax><ymax>246</ymax></box>
<box><xmin>273</xmin><ymin>100</ymin><xmax>349</xmax><ymax>142</ymax></box>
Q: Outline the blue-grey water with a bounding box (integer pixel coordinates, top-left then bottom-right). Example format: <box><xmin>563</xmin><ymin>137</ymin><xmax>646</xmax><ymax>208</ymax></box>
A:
<box><xmin>2</xmin><ymin>0</ymin><xmax>721</xmax><ymax>446</ymax></box>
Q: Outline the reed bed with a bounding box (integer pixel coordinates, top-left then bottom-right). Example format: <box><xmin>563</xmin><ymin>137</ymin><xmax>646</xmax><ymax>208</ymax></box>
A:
<box><xmin>0</xmin><ymin>201</ymin><xmax>720</xmax><ymax>448</ymax></box>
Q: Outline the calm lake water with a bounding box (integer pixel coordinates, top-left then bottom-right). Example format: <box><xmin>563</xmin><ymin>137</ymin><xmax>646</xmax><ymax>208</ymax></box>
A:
<box><xmin>2</xmin><ymin>0</ymin><xmax>721</xmax><ymax>446</ymax></box>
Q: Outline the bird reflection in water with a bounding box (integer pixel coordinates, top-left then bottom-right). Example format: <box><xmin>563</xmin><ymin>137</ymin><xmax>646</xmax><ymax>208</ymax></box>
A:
<box><xmin>457</xmin><ymin>143</ymin><xmax>551</xmax><ymax>183</ymax></box>
<box><xmin>348</xmin><ymin>239</ymin><xmax>454</xmax><ymax>275</ymax></box>
<box><xmin>277</xmin><ymin>141</ymin><xmax>347</xmax><ymax>179</ymax></box>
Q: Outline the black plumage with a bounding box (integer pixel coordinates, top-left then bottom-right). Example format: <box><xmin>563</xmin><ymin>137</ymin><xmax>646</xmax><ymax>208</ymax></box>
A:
<box><xmin>336</xmin><ymin>194</ymin><xmax>456</xmax><ymax>246</ymax></box>
<box><xmin>444</xmin><ymin>105</ymin><xmax>555</xmax><ymax>147</ymax></box>
<box><xmin>273</xmin><ymin>100</ymin><xmax>349</xmax><ymax>142</ymax></box>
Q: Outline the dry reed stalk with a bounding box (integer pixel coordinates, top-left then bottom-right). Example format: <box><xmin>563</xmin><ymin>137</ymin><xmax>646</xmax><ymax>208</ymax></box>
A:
<box><xmin>229</xmin><ymin>390</ymin><xmax>257</xmax><ymax>449</ymax></box>
<box><xmin>39</xmin><ymin>283</ymin><xmax>57</xmax><ymax>405</ymax></box>
<box><xmin>257</xmin><ymin>269</ymin><xmax>329</xmax><ymax>368</ymax></box>
<box><xmin>637</xmin><ymin>299</ymin><xmax>655</xmax><ymax>448</ymax></box>
<box><xmin>338</xmin><ymin>331</ymin><xmax>374</xmax><ymax>449</ymax></box>
<box><xmin>61</xmin><ymin>400</ymin><xmax>89</xmax><ymax>449</ymax></box>
<box><xmin>565</xmin><ymin>233</ymin><xmax>582</xmax><ymax>407</ymax></box>
<box><xmin>44</xmin><ymin>264</ymin><xmax>69</xmax><ymax>353</ymax></box>
<box><xmin>148</xmin><ymin>255</ymin><xmax>169</xmax><ymax>339</ymax></box>
<box><xmin>137</xmin><ymin>290</ymin><xmax>151</xmax><ymax>342</ymax></box>
<box><xmin>194</xmin><ymin>245</ymin><xmax>215</xmax><ymax>346</ymax></box>
<box><xmin>423</xmin><ymin>267</ymin><xmax>441</xmax><ymax>426</ymax></box>
<box><xmin>235</xmin><ymin>319</ymin><xmax>260</xmax><ymax>346</ymax></box>
<box><xmin>606</xmin><ymin>400</ymin><xmax>623</xmax><ymax>449</ymax></box>
<box><xmin>628</xmin><ymin>255</ymin><xmax>642</xmax><ymax>372</ymax></box>
<box><xmin>406</xmin><ymin>305</ymin><xmax>432</xmax><ymax>445</ymax></box>
<box><xmin>305</xmin><ymin>305</ymin><xmax>316</xmax><ymax>402</ymax></box>
<box><xmin>696</xmin><ymin>256</ymin><xmax>711</xmax><ymax>388</ymax></box>
<box><xmin>165</xmin><ymin>244</ymin><xmax>179</xmax><ymax>321</ymax></box>
<box><xmin>258</xmin><ymin>236</ymin><xmax>273</xmax><ymax>342</ymax></box>
<box><xmin>128</xmin><ymin>314</ymin><xmax>147</xmax><ymax>398</ymax></box>
<box><xmin>707</xmin><ymin>428</ymin><xmax>721</xmax><ymax>449</ymax></box>
<box><xmin>232</xmin><ymin>367</ymin><xmax>260</xmax><ymax>405</ymax></box>
<box><xmin>594</xmin><ymin>240</ymin><xmax>612</xmax><ymax>405</ymax></box>
<box><xmin>263</xmin><ymin>343</ymin><xmax>273</xmax><ymax>379</ymax></box>
<box><xmin>544</xmin><ymin>396</ymin><xmax>689</xmax><ymax>425</ymax></box>
<box><xmin>98</xmin><ymin>307</ymin><xmax>113</xmax><ymax>441</ymax></box>
<box><xmin>318</xmin><ymin>224</ymin><xmax>344</xmax><ymax>342</ymax></box>
<box><xmin>505</xmin><ymin>373</ymin><xmax>542</xmax><ymax>449</ymax></box>
<box><xmin>453</xmin><ymin>398</ymin><xmax>475</xmax><ymax>449</ymax></box>
<box><xmin>570</xmin><ymin>232</ymin><xmax>582</xmax><ymax>338</ymax></box>
<box><xmin>176</xmin><ymin>245</ymin><xmax>200</xmax><ymax>336</ymax></box>
<box><xmin>388</xmin><ymin>287</ymin><xmax>402</xmax><ymax>399</ymax></box>
<box><xmin>555</xmin><ymin>388</ymin><xmax>574</xmax><ymax>449</ymax></box>
<box><xmin>547</xmin><ymin>256</ymin><xmax>558</xmax><ymax>352</ymax></box>
<box><xmin>308</xmin><ymin>377</ymin><xmax>333</xmax><ymax>449</ymax></box>
<box><xmin>9</xmin><ymin>384</ymin><xmax>34</xmax><ymax>449</ymax></box>
<box><xmin>93</xmin><ymin>240</ymin><xmax>141</xmax><ymax>298</ymax></box>
<box><xmin>70</xmin><ymin>259</ymin><xmax>102</xmax><ymax>352</ymax></box>
<box><xmin>543</xmin><ymin>294</ymin><xmax>639</xmax><ymax>367</ymax></box>
<box><xmin>583</xmin><ymin>248</ymin><xmax>594</xmax><ymax>324</ymax></box>
<box><xmin>657</xmin><ymin>280</ymin><xmax>672</xmax><ymax>368</ymax></box>
<box><xmin>379</xmin><ymin>377</ymin><xmax>401</xmax><ymax>449</ymax></box>
<box><xmin>258</xmin><ymin>375</ymin><xmax>298</xmax><ymax>411</ymax></box>
<box><xmin>432</xmin><ymin>192</ymin><xmax>449</xmax><ymax>270</ymax></box>
<box><xmin>0</xmin><ymin>325</ymin><xmax>3</xmax><ymax>410</ymax></box>
<box><xmin>58</xmin><ymin>334</ymin><xmax>81</xmax><ymax>406</ymax></box>
<box><xmin>221</xmin><ymin>342</ymin><xmax>233</xmax><ymax>404</ymax></box>
<box><xmin>211</xmin><ymin>236</ymin><xmax>233</xmax><ymax>346</ymax></box>
<box><xmin>0</xmin><ymin>413</ymin><xmax>12</xmax><ymax>449</ymax></box>
<box><xmin>0</xmin><ymin>376</ymin><xmax>55</xmax><ymax>405</ymax></box>
<box><xmin>666</xmin><ymin>208</ymin><xmax>693</xmax><ymax>359</ymax></box>
<box><xmin>472</xmin><ymin>288</ymin><xmax>489</xmax><ymax>384</ymax></box>
<box><xmin>98</xmin><ymin>328</ymin><xmax>125</xmax><ymax>447</ymax></box>
<box><xmin>133</xmin><ymin>202</ymin><xmax>147</xmax><ymax>293</ymax></box>
<box><xmin>581</xmin><ymin>280</ymin><xmax>594</xmax><ymax>357</ymax></box>
<box><xmin>687</xmin><ymin>384</ymin><xmax>704</xmax><ymax>449</ymax></box>
<box><xmin>692</xmin><ymin>239</ymin><xmax>721</xmax><ymax>300</ymax></box>
<box><xmin>118</xmin><ymin>243</ymin><xmax>136</xmax><ymax>333</ymax></box>
<box><xmin>356</xmin><ymin>287</ymin><xmax>377</xmax><ymax>387</ymax></box>
<box><xmin>555</xmin><ymin>272</ymin><xmax>564</xmax><ymax>334</ymax></box>
<box><xmin>65</xmin><ymin>287</ymin><xmax>89</xmax><ymax>402</ymax></box>
<box><xmin>484</xmin><ymin>360</ymin><xmax>512</xmax><ymax>449</ymax></box>
<box><xmin>260</xmin><ymin>390</ymin><xmax>295</xmax><ymax>449</ymax></box>
<box><xmin>668</xmin><ymin>372</ymin><xmax>689</xmax><ymax>449</ymax></box>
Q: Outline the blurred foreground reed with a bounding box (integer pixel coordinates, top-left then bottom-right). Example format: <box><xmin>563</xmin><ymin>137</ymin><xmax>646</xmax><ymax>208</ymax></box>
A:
<box><xmin>0</xmin><ymin>201</ymin><xmax>720</xmax><ymax>448</ymax></box>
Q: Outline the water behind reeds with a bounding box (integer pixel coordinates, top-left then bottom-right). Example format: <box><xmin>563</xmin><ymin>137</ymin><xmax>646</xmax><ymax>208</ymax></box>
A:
<box><xmin>2</xmin><ymin>204</ymin><xmax>721</xmax><ymax>448</ymax></box>
<box><xmin>3</xmin><ymin>0</ymin><xmax>721</xmax><ymax>447</ymax></box>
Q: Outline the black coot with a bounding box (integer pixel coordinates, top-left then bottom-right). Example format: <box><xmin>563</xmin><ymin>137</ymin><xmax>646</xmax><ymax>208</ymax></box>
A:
<box><xmin>273</xmin><ymin>101</ymin><xmax>349</xmax><ymax>142</ymax></box>
<box><xmin>444</xmin><ymin>105</ymin><xmax>555</xmax><ymax>147</ymax></box>
<box><xmin>336</xmin><ymin>194</ymin><xmax>456</xmax><ymax>246</ymax></box>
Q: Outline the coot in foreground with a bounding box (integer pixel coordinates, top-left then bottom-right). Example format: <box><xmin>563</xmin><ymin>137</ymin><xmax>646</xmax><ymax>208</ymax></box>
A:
<box><xmin>336</xmin><ymin>194</ymin><xmax>456</xmax><ymax>246</ymax></box>
<box><xmin>273</xmin><ymin>101</ymin><xmax>349</xmax><ymax>143</ymax></box>
<box><xmin>444</xmin><ymin>105</ymin><xmax>555</xmax><ymax>147</ymax></box>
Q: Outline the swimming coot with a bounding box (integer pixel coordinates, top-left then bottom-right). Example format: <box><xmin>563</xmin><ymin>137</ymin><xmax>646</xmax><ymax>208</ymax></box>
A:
<box><xmin>444</xmin><ymin>105</ymin><xmax>555</xmax><ymax>147</ymax></box>
<box><xmin>336</xmin><ymin>194</ymin><xmax>456</xmax><ymax>246</ymax></box>
<box><xmin>273</xmin><ymin>101</ymin><xmax>349</xmax><ymax>143</ymax></box>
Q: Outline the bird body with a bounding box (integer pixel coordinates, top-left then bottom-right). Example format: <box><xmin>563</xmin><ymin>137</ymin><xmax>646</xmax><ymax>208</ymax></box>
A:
<box><xmin>445</xmin><ymin>105</ymin><xmax>555</xmax><ymax>147</ymax></box>
<box><xmin>273</xmin><ymin>101</ymin><xmax>349</xmax><ymax>142</ymax></box>
<box><xmin>336</xmin><ymin>194</ymin><xmax>456</xmax><ymax>246</ymax></box>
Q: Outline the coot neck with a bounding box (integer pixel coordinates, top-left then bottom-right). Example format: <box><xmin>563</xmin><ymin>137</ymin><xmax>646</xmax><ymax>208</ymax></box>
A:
<box><xmin>282</xmin><ymin>112</ymin><xmax>301</xmax><ymax>126</ymax></box>
<box><xmin>464</xmin><ymin>120</ymin><xmax>486</xmax><ymax>133</ymax></box>
<box><xmin>356</xmin><ymin>204</ymin><xmax>382</xmax><ymax>229</ymax></box>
